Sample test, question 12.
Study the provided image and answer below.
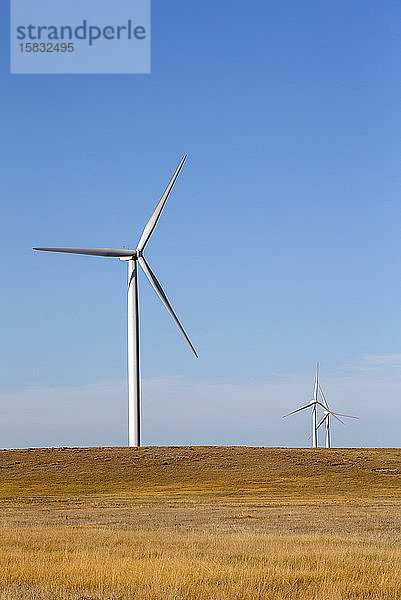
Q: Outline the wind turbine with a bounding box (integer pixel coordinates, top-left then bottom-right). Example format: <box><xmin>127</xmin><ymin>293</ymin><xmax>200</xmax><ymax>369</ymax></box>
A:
<box><xmin>317</xmin><ymin>384</ymin><xmax>332</xmax><ymax>449</ymax></box>
<box><xmin>33</xmin><ymin>155</ymin><xmax>197</xmax><ymax>448</ymax></box>
<box><xmin>282</xmin><ymin>362</ymin><xmax>343</xmax><ymax>448</ymax></box>
<box><xmin>316</xmin><ymin>384</ymin><xmax>358</xmax><ymax>448</ymax></box>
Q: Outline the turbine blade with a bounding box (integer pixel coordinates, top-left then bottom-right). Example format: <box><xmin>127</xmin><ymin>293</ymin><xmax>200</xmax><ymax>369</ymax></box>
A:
<box><xmin>330</xmin><ymin>412</ymin><xmax>345</xmax><ymax>425</ymax></box>
<box><xmin>331</xmin><ymin>411</ymin><xmax>359</xmax><ymax>419</ymax></box>
<box><xmin>316</xmin><ymin>414</ymin><xmax>328</xmax><ymax>430</ymax></box>
<box><xmin>136</xmin><ymin>155</ymin><xmax>187</xmax><ymax>253</ymax></box>
<box><xmin>33</xmin><ymin>247</ymin><xmax>135</xmax><ymax>258</ymax></box>
<box><xmin>313</xmin><ymin>362</ymin><xmax>319</xmax><ymax>401</ymax></box>
<box><xmin>137</xmin><ymin>255</ymin><xmax>198</xmax><ymax>358</ymax></box>
<box><xmin>282</xmin><ymin>402</ymin><xmax>313</xmax><ymax>418</ymax></box>
<box><xmin>318</xmin><ymin>384</ymin><xmax>329</xmax><ymax>409</ymax></box>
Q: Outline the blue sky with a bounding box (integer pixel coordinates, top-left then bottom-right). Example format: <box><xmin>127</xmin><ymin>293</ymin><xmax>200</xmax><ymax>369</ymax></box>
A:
<box><xmin>0</xmin><ymin>1</ymin><xmax>400</xmax><ymax>448</ymax></box>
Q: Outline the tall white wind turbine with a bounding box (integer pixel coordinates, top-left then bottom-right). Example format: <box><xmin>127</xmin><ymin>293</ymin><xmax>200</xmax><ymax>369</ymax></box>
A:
<box><xmin>34</xmin><ymin>155</ymin><xmax>197</xmax><ymax>447</ymax></box>
<box><xmin>282</xmin><ymin>362</ymin><xmax>341</xmax><ymax>448</ymax></box>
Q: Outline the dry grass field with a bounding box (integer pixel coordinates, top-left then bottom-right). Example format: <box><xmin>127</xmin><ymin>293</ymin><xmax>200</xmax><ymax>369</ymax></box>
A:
<box><xmin>0</xmin><ymin>446</ymin><xmax>400</xmax><ymax>599</ymax></box>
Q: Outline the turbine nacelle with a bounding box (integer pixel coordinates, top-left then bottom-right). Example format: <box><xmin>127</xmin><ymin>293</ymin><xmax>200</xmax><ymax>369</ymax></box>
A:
<box><xmin>119</xmin><ymin>250</ymin><xmax>144</xmax><ymax>261</ymax></box>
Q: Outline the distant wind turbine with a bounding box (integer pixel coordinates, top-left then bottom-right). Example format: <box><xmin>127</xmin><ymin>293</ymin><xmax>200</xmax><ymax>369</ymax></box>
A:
<box><xmin>34</xmin><ymin>155</ymin><xmax>197</xmax><ymax>448</ymax></box>
<box><xmin>282</xmin><ymin>362</ymin><xmax>346</xmax><ymax>448</ymax></box>
<box><xmin>316</xmin><ymin>384</ymin><xmax>358</xmax><ymax>448</ymax></box>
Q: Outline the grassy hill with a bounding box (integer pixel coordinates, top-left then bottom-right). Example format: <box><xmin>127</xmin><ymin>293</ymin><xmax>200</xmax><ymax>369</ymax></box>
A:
<box><xmin>0</xmin><ymin>447</ymin><xmax>400</xmax><ymax>599</ymax></box>
<box><xmin>1</xmin><ymin>446</ymin><xmax>401</xmax><ymax>500</ymax></box>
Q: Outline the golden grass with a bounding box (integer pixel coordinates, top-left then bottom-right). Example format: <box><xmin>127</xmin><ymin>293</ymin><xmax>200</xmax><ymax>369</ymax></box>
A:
<box><xmin>0</xmin><ymin>447</ymin><xmax>400</xmax><ymax>599</ymax></box>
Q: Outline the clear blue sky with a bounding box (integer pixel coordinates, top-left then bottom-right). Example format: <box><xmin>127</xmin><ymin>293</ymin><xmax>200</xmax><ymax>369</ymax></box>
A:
<box><xmin>1</xmin><ymin>1</ymin><xmax>400</xmax><ymax>448</ymax></box>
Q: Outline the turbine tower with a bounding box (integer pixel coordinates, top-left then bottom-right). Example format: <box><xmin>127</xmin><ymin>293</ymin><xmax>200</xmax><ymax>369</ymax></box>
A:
<box><xmin>283</xmin><ymin>362</ymin><xmax>340</xmax><ymax>448</ymax></box>
<box><xmin>34</xmin><ymin>155</ymin><xmax>197</xmax><ymax>447</ymax></box>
